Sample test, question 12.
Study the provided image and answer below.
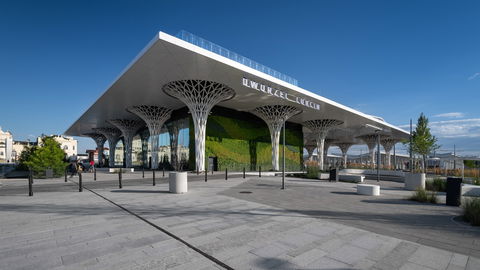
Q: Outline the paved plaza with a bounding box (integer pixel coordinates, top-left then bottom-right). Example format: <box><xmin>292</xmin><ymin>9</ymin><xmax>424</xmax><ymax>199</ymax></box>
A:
<box><xmin>0</xmin><ymin>172</ymin><xmax>479</xmax><ymax>270</ymax></box>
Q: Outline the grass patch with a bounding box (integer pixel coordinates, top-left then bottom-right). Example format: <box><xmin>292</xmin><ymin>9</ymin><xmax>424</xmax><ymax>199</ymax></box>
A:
<box><xmin>463</xmin><ymin>197</ymin><xmax>480</xmax><ymax>226</ymax></box>
<box><xmin>410</xmin><ymin>188</ymin><xmax>438</xmax><ymax>204</ymax></box>
<box><xmin>425</xmin><ymin>178</ymin><xmax>446</xmax><ymax>192</ymax></box>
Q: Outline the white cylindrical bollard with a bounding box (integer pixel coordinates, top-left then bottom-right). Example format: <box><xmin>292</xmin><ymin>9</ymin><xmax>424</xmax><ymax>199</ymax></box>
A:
<box><xmin>169</xmin><ymin>172</ymin><xmax>188</xmax><ymax>194</ymax></box>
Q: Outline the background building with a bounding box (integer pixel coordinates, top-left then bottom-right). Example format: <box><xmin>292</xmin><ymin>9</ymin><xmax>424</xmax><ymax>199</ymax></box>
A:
<box><xmin>0</xmin><ymin>127</ymin><xmax>13</xmax><ymax>163</ymax></box>
<box><xmin>37</xmin><ymin>135</ymin><xmax>78</xmax><ymax>159</ymax></box>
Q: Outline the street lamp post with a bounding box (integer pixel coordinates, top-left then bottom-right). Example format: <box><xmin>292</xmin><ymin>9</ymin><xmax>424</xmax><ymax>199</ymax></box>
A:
<box><xmin>282</xmin><ymin>118</ymin><xmax>286</xmax><ymax>190</ymax></box>
<box><xmin>376</xmin><ymin>130</ymin><xmax>380</xmax><ymax>182</ymax></box>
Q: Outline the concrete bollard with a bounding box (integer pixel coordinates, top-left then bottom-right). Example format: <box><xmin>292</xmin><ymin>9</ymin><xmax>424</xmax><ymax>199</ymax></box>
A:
<box><xmin>118</xmin><ymin>169</ymin><xmax>122</xmax><ymax>189</ymax></box>
<box><xmin>152</xmin><ymin>169</ymin><xmax>156</xmax><ymax>186</ymax></box>
<box><xmin>79</xmin><ymin>172</ymin><xmax>83</xmax><ymax>192</ymax></box>
<box><xmin>259</xmin><ymin>166</ymin><xmax>262</xmax><ymax>178</ymax></box>
<box><xmin>64</xmin><ymin>168</ymin><xmax>67</xmax><ymax>182</ymax></box>
<box><xmin>225</xmin><ymin>168</ymin><xmax>228</xmax><ymax>180</ymax></box>
<box><xmin>205</xmin><ymin>169</ymin><xmax>207</xmax><ymax>182</ymax></box>
<box><xmin>93</xmin><ymin>166</ymin><xmax>96</xmax><ymax>181</ymax></box>
<box><xmin>28</xmin><ymin>170</ymin><xmax>33</xmax><ymax>196</ymax></box>
<box><xmin>243</xmin><ymin>167</ymin><xmax>245</xmax><ymax>179</ymax></box>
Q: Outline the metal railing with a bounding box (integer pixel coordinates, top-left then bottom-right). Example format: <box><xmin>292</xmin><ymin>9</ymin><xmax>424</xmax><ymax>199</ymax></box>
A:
<box><xmin>176</xmin><ymin>30</ymin><xmax>298</xmax><ymax>86</ymax></box>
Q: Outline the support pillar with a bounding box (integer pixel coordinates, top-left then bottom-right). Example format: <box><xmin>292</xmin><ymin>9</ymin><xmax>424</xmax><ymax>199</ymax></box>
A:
<box><xmin>93</xmin><ymin>127</ymin><xmax>121</xmax><ymax>168</ymax></box>
<box><xmin>357</xmin><ymin>134</ymin><xmax>378</xmax><ymax>169</ymax></box>
<box><xmin>303</xmin><ymin>119</ymin><xmax>344</xmax><ymax>171</ymax></box>
<box><xmin>127</xmin><ymin>105</ymin><xmax>172</xmax><ymax>169</ymax></box>
<box><xmin>381</xmin><ymin>137</ymin><xmax>398</xmax><ymax>170</ymax></box>
<box><xmin>163</xmin><ymin>80</ymin><xmax>235</xmax><ymax>172</ymax></box>
<box><xmin>336</xmin><ymin>142</ymin><xmax>354</xmax><ymax>168</ymax></box>
<box><xmin>108</xmin><ymin>119</ymin><xmax>144</xmax><ymax>168</ymax></box>
<box><xmin>83</xmin><ymin>133</ymin><xmax>107</xmax><ymax>167</ymax></box>
<box><xmin>252</xmin><ymin>105</ymin><xmax>302</xmax><ymax>171</ymax></box>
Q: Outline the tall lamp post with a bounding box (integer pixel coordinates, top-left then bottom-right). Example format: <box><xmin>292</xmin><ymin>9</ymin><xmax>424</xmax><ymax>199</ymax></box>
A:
<box><xmin>376</xmin><ymin>130</ymin><xmax>380</xmax><ymax>182</ymax></box>
<box><xmin>282</xmin><ymin>117</ymin><xmax>286</xmax><ymax>190</ymax></box>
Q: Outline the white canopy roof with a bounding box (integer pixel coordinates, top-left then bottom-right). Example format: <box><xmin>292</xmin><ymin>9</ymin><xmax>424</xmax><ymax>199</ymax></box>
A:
<box><xmin>65</xmin><ymin>31</ymin><xmax>409</xmax><ymax>141</ymax></box>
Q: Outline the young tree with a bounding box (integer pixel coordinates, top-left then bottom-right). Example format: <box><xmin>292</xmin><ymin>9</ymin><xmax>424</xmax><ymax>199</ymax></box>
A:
<box><xmin>411</xmin><ymin>113</ymin><xmax>440</xmax><ymax>173</ymax></box>
<box><xmin>24</xmin><ymin>136</ymin><xmax>67</xmax><ymax>177</ymax></box>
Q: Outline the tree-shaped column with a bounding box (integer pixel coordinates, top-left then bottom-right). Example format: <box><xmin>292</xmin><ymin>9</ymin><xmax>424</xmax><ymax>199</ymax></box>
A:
<box><xmin>381</xmin><ymin>137</ymin><xmax>398</xmax><ymax>169</ymax></box>
<box><xmin>83</xmin><ymin>133</ymin><xmax>107</xmax><ymax>167</ymax></box>
<box><xmin>93</xmin><ymin>127</ymin><xmax>121</xmax><ymax>168</ymax></box>
<box><xmin>163</xmin><ymin>80</ymin><xmax>235</xmax><ymax>172</ymax></box>
<box><xmin>252</xmin><ymin>105</ymin><xmax>302</xmax><ymax>171</ymax></box>
<box><xmin>127</xmin><ymin>106</ymin><xmax>172</xmax><ymax>169</ymax></box>
<box><xmin>108</xmin><ymin>119</ymin><xmax>144</xmax><ymax>168</ymax></box>
<box><xmin>336</xmin><ymin>142</ymin><xmax>354</xmax><ymax>168</ymax></box>
<box><xmin>357</xmin><ymin>134</ymin><xmax>378</xmax><ymax>169</ymax></box>
<box><xmin>303</xmin><ymin>119</ymin><xmax>343</xmax><ymax>170</ymax></box>
<box><xmin>166</xmin><ymin>118</ymin><xmax>188</xmax><ymax>171</ymax></box>
<box><xmin>139</xmin><ymin>129</ymin><xmax>149</xmax><ymax>168</ymax></box>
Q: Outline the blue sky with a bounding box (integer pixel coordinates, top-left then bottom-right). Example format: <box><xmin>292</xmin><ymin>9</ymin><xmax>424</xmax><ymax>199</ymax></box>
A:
<box><xmin>1</xmin><ymin>0</ymin><xmax>479</xmax><ymax>156</ymax></box>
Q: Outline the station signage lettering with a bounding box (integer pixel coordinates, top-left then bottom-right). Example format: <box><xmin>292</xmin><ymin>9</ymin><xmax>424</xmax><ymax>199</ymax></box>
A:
<box><xmin>242</xmin><ymin>78</ymin><xmax>320</xmax><ymax>110</ymax></box>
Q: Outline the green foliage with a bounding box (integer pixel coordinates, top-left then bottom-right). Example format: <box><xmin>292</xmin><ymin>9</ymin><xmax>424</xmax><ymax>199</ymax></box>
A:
<box><xmin>189</xmin><ymin>107</ymin><xmax>303</xmax><ymax>171</ymax></box>
<box><xmin>410</xmin><ymin>188</ymin><xmax>438</xmax><ymax>203</ymax></box>
<box><xmin>306</xmin><ymin>166</ymin><xmax>319</xmax><ymax>179</ymax></box>
<box><xmin>24</xmin><ymin>136</ymin><xmax>67</xmax><ymax>177</ymax></box>
<box><xmin>463</xmin><ymin>197</ymin><xmax>480</xmax><ymax>226</ymax></box>
<box><xmin>16</xmin><ymin>145</ymin><xmax>37</xmax><ymax>171</ymax></box>
<box><xmin>464</xmin><ymin>160</ymin><xmax>480</xmax><ymax>169</ymax></box>
<box><xmin>404</xmin><ymin>113</ymin><xmax>440</xmax><ymax>172</ymax></box>
<box><xmin>473</xmin><ymin>178</ymin><xmax>480</xmax><ymax>186</ymax></box>
<box><xmin>425</xmin><ymin>178</ymin><xmax>446</xmax><ymax>192</ymax></box>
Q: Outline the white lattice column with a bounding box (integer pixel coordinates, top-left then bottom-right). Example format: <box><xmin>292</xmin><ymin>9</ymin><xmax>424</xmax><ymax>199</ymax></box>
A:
<box><xmin>381</xmin><ymin>137</ymin><xmax>398</xmax><ymax>169</ymax></box>
<box><xmin>108</xmin><ymin>119</ymin><xmax>144</xmax><ymax>168</ymax></box>
<box><xmin>93</xmin><ymin>127</ymin><xmax>121</xmax><ymax>168</ymax></box>
<box><xmin>163</xmin><ymin>80</ymin><xmax>235</xmax><ymax>172</ymax></box>
<box><xmin>323</xmin><ymin>139</ymin><xmax>335</xmax><ymax>160</ymax></box>
<box><xmin>357</xmin><ymin>134</ymin><xmax>378</xmax><ymax>169</ymax></box>
<box><xmin>252</xmin><ymin>105</ymin><xmax>302</xmax><ymax>171</ymax></box>
<box><xmin>83</xmin><ymin>133</ymin><xmax>107</xmax><ymax>167</ymax></box>
<box><xmin>127</xmin><ymin>106</ymin><xmax>172</xmax><ymax>169</ymax></box>
<box><xmin>303</xmin><ymin>119</ymin><xmax>343</xmax><ymax>170</ymax></box>
<box><xmin>139</xmin><ymin>129</ymin><xmax>150</xmax><ymax>168</ymax></box>
<box><xmin>166</xmin><ymin>118</ymin><xmax>188</xmax><ymax>171</ymax></box>
<box><xmin>305</xmin><ymin>143</ymin><xmax>316</xmax><ymax>161</ymax></box>
<box><xmin>337</xmin><ymin>142</ymin><xmax>354</xmax><ymax>168</ymax></box>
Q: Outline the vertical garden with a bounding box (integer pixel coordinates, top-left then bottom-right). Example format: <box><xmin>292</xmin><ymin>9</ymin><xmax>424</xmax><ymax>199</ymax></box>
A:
<box><xmin>189</xmin><ymin>106</ymin><xmax>303</xmax><ymax>171</ymax></box>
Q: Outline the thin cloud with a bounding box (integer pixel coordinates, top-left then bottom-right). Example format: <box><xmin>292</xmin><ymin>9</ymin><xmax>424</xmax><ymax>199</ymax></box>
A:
<box><xmin>433</xmin><ymin>112</ymin><xmax>464</xmax><ymax>118</ymax></box>
<box><xmin>468</xmin><ymin>72</ymin><xmax>480</xmax><ymax>80</ymax></box>
<box><xmin>399</xmin><ymin>118</ymin><xmax>480</xmax><ymax>138</ymax></box>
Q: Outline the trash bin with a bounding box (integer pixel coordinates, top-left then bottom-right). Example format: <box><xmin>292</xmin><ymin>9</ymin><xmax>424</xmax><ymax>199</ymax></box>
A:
<box><xmin>446</xmin><ymin>177</ymin><xmax>462</xmax><ymax>206</ymax></box>
<box><xmin>329</xmin><ymin>168</ymin><xmax>338</xmax><ymax>182</ymax></box>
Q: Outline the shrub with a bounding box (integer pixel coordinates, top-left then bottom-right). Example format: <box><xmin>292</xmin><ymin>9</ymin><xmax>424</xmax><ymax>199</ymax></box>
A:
<box><xmin>306</xmin><ymin>166</ymin><xmax>319</xmax><ymax>179</ymax></box>
<box><xmin>463</xmin><ymin>197</ymin><xmax>480</xmax><ymax>226</ymax></box>
<box><xmin>426</xmin><ymin>178</ymin><xmax>446</xmax><ymax>192</ymax></box>
<box><xmin>410</xmin><ymin>188</ymin><xmax>438</xmax><ymax>203</ymax></box>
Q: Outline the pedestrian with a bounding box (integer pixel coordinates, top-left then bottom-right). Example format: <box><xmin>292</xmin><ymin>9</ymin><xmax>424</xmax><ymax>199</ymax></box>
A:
<box><xmin>69</xmin><ymin>162</ymin><xmax>77</xmax><ymax>178</ymax></box>
<box><xmin>89</xmin><ymin>160</ymin><xmax>94</xmax><ymax>172</ymax></box>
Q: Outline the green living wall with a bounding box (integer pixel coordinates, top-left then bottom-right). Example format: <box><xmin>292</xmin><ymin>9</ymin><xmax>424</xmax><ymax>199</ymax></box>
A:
<box><xmin>189</xmin><ymin>106</ymin><xmax>303</xmax><ymax>171</ymax></box>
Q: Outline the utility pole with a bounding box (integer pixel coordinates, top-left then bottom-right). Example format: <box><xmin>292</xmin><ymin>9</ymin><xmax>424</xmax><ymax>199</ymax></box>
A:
<box><xmin>409</xmin><ymin>118</ymin><xmax>413</xmax><ymax>172</ymax></box>
<box><xmin>282</xmin><ymin>118</ymin><xmax>286</xmax><ymax>190</ymax></box>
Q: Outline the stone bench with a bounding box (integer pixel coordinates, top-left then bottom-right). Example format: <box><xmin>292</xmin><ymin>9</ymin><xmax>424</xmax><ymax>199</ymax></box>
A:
<box><xmin>339</xmin><ymin>174</ymin><xmax>364</xmax><ymax>183</ymax></box>
<box><xmin>357</xmin><ymin>184</ymin><xmax>380</xmax><ymax>196</ymax></box>
<box><xmin>109</xmin><ymin>168</ymin><xmax>135</xmax><ymax>173</ymax></box>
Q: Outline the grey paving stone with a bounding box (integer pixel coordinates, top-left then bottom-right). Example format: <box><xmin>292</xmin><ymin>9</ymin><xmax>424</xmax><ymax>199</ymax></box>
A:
<box><xmin>408</xmin><ymin>245</ymin><xmax>453</xmax><ymax>270</ymax></box>
<box><xmin>307</xmin><ymin>256</ymin><xmax>351</xmax><ymax>269</ymax></box>
<box><xmin>327</xmin><ymin>244</ymin><xmax>369</xmax><ymax>265</ymax></box>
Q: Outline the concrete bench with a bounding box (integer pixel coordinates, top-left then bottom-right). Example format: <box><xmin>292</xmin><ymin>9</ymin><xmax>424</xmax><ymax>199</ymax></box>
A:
<box><xmin>357</xmin><ymin>184</ymin><xmax>380</xmax><ymax>196</ymax></box>
<box><xmin>339</xmin><ymin>174</ymin><xmax>364</xmax><ymax>183</ymax></box>
<box><xmin>109</xmin><ymin>168</ymin><xmax>135</xmax><ymax>173</ymax></box>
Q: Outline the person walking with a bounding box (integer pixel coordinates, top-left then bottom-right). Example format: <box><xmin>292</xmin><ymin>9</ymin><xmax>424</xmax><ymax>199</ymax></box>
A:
<box><xmin>69</xmin><ymin>162</ymin><xmax>77</xmax><ymax>178</ymax></box>
<box><xmin>89</xmin><ymin>160</ymin><xmax>95</xmax><ymax>173</ymax></box>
